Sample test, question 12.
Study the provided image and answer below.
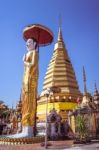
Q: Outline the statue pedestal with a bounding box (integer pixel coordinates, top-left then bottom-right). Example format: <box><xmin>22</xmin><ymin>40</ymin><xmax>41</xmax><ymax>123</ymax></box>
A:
<box><xmin>6</xmin><ymin>126</ymin><xmax>33</xmax><ymax>138</ymax></box>
<box><xmin>22</xmin><ymin>126</ymin><xmax>33</xmax><ymax>137</ymax></box>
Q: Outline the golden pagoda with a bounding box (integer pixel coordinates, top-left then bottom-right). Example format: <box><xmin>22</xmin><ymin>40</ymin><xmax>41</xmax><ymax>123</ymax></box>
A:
<box><xmin>37</xmin><ymin>26</ymin><xmax>81</xmax><ymax>121</ymax></box>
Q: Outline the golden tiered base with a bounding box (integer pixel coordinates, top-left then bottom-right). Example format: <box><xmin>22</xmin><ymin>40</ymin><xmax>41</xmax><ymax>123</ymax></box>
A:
<box><xmin>0</xmin><ymin>136</ymin><xmax>44</xmax><ymax>145</ymax></box>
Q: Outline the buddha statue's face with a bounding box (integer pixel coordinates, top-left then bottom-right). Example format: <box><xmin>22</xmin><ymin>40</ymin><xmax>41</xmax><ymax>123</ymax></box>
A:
<box><xmin>26</xmin><ymin>38</ymin><xmax>37</xmax><ymax>51</ymax></box>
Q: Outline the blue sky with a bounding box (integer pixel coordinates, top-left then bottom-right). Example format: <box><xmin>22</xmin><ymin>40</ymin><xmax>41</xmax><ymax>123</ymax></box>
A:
<box><xmin>0</xmin><ymin>0</ymin><xmax>99</xmax><ymax>107</ymax></box>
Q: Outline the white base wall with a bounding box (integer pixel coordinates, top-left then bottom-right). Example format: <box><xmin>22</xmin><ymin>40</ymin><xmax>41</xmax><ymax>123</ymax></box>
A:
<box><xmin>7</xmin><ymin>126</ymin><xmax>33</xmax><ymax>138</ymax></box>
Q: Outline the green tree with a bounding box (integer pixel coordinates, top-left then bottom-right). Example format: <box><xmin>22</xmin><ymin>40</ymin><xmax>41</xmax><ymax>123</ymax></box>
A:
<box><xmin>76</xmin><ymin>114</ymin><xmax>88</xmax><ymax>141</ymax></box>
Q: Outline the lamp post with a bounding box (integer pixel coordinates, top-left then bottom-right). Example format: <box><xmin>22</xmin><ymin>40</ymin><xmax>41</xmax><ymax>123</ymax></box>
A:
<box><xmin>44</xmin><ymin>88</ymin><xmax>53</xmax><ymax>149</ymax></box>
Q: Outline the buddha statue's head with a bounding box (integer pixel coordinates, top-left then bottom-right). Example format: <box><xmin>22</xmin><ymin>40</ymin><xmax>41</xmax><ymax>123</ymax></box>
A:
<box><xmin>26</xmin><ymin>38</ymin><xmax>38</xmax><ymax>51</ymax></box>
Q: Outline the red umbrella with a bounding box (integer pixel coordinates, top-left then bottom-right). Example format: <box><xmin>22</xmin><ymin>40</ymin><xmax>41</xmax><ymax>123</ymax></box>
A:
<box><xmin>23</xmin><ymin>24</ymin><xmax>53</xmax><ymax>47</ymax></box>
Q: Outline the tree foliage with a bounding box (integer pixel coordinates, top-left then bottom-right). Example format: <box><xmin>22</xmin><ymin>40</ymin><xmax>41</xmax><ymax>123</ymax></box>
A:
<box><xmin>76</xmin><ymin>114</ymin><xmax>88</xmax><ymax>141</ymax></box>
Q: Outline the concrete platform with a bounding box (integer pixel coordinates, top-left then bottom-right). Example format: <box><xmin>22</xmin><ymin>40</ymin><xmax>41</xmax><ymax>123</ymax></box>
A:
<box><xmin>0</xmin><ymin>140</ymin><xmax>99</xmax><ymax>150</ymax></box>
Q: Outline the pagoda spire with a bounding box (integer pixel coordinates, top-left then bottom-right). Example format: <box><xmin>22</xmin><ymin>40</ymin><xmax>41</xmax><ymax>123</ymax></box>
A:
<box><xmin>58</xmin><ymin>27</ymin><xmax>63</xmax><ymax>42</ymax></box>
<box><xmin>12</xmin><ymin>103</ymin><xmax>14</xmax><ymax>110</ymax></box>
<box><xmin>54</xmin><ymin>18</ymin><xmax>65</xmax><ymax>51</ymax></box>
<box><xmin>58</xmin><ymin>16</ymin><xmax>63</xmax><ymax>42</ymax></box>
<box><xmin>83</xmin><ymin>66</ymin><xmax>87</xmax><ymax>94</ymax></box>
<box><xmin>94</xmin><ymin>81</ymin><xmax>98</xmax><ymax>94</ymax></box>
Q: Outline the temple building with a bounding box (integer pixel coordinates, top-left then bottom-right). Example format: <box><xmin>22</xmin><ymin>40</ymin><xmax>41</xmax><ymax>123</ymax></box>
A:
<box><xmin>37</xmin><ymin>26</ymin><xmax>82</xmax><ymax>122</ymax></box>
<box><xmin>69</xmin><ymin>68</ymin><xmax>99</xmax><ymax>138</ymax></box>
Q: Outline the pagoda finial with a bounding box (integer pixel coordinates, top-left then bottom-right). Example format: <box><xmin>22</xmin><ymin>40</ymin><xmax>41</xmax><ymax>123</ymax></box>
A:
<box><xmin>58</xmin><ymin>15</ymin><xmax>63</xmax><ymax>42</ymax></box>
<box><xmin>59</xmin><ymin>14</ymin><xmax>62</xmax><ymax>30</ymax></box>
<box><xmin>94</xmin><ymin>81</ymin><xmax>98</xmax><ymax>93</ymax></box>
<box><xmin>12</xmin><ymin>103</ymin><xmax>13</xmax><ymax>110</ymax></box>
<box><xmin>83</xmin><ymin>66</ymin><xmax>87</xmax><ymax>94</ymax></box>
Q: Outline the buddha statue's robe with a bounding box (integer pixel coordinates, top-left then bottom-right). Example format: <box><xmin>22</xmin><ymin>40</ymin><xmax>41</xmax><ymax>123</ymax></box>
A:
<box><xmin>22</xmin><ymin>50</ymin><xmax>38</xmax><ymax>127</ymax></box>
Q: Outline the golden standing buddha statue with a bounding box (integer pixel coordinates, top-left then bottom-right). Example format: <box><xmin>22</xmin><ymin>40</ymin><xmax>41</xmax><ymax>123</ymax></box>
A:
<box><xmin>4</xmin><ymin>24</ymin><xmax>53</xmax><ymax>139</ymax></box>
